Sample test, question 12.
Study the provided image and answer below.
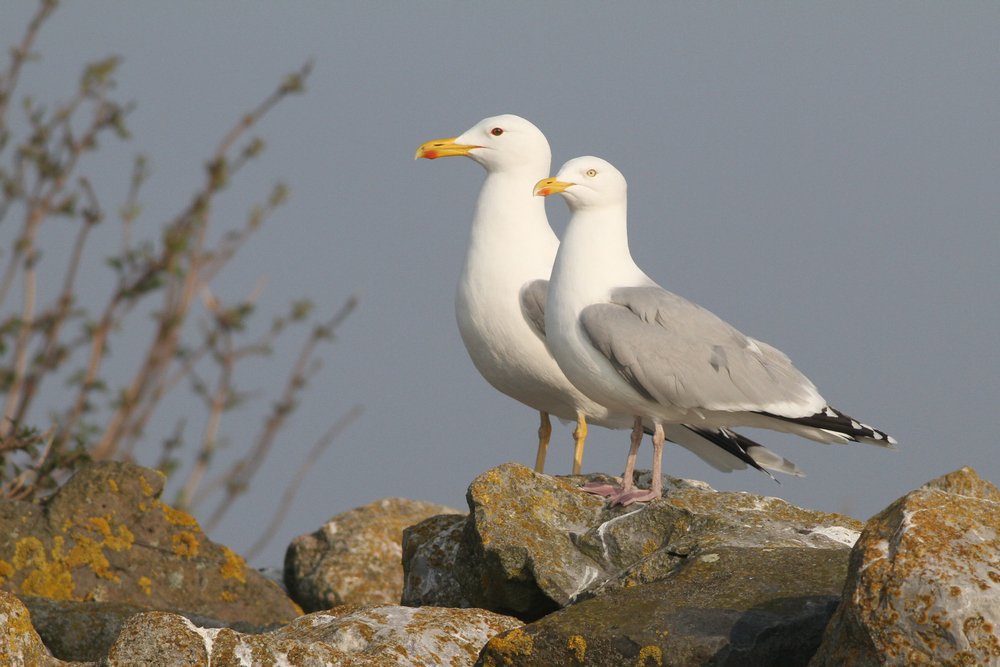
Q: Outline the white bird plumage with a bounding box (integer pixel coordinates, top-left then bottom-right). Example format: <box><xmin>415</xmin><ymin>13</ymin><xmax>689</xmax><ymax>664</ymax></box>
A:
<box><xmin>538</xmin><ymin>155</ymin><xmax>895</xmax><ymax>504</ymax></box>
<box><xmin>417</xmin><ymin>115</ymin><xmax>802</xmax><ymax>480</ymax></box>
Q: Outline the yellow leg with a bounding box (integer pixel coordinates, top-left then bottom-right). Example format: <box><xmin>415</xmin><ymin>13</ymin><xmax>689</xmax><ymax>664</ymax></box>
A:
<box><xmin>572</xmin><ymin>413</ymin><xmax>588</xmax><ymax>475</ymax></box>
<box><xmin>535</xmin><ymin>411</ymin><xmax>551</xmax><ymax>473</ymax></box>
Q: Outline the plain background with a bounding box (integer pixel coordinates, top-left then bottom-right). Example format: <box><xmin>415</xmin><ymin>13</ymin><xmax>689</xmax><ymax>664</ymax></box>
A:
<box><xmin>2</xmin><ymin>3</ymin><xmax>998</xmax><ymax>567</ymax></box>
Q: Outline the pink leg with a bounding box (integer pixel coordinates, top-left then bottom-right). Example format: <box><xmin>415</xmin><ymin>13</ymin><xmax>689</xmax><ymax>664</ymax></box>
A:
<box><xmin>612</xmin><ymin>421</ymin><xmax>664</xmax><ymax>506</ymax></box>
<box><xmin>581</xmin><ymin>416</ymin><xmax>643</xmax><ymax>498</ymax></box>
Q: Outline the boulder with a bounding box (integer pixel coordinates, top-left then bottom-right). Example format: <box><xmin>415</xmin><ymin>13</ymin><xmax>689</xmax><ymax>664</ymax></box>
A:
<box><xmin>402</xmin><ymin>513</ymin><xmax>469</xmax><ymax>608</ymax></box>
<box><xmin>285</xmin><ymin>497</ymin><xmax>462</xmax><ymax>612</ymax></box>
<box><xmin>103</xmin><ymin>605</ymin><xmax>522</xmax><ymax>666</ymax></box>
<box><xmin>477</xmin><ymin>545</ymin><xmax>848</xmax><ymax>666</ymax></box>
<box><xmin>0</xmin><ymin>461</ymin><xmax>299</xmax><ymax>628</ymax></box>
<box><xmin>810</xmin><ymin>466</ymin><xmax>1000</xmax><ymax>666</ymax></box>
<box><xmin>19</xmin><ymin>595</ymin><xmax>270</xmax><ymax>663</ymax></box>
<box><xmin>404</xmin><ymin>463</ymin><xmax>862</xmax><ymax>620</ymax></box>
<box><xmin>0</xmin><ymin>591</ymin><xmax>62</xmax><ymax>667</ymax></box>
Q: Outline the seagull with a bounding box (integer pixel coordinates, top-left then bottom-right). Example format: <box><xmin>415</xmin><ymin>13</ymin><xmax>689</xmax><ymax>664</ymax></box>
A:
<box><xmin>536</xmin><ymin>156</ymin><xmax>895</xmax><ymax>505</ymax></box>
<box><xmin>415</xmin><ymin>115</ymin><xmax>801</xmax><ymax>479</ymax></box>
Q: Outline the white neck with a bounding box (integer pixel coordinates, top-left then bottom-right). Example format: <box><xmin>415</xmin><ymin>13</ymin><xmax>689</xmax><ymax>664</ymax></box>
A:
<box><xmin>550</xmin><ymin>201</ymin><xmax>644</xmax><ymax>304</ymax></box>
<box><xmin>463</xmin><ymin>167</ymin><xmax>559</xmax><ymax>282</ymax></box>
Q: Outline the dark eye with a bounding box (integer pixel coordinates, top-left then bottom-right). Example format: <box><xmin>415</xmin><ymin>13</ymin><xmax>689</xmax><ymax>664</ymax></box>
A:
<box><xmin>490</xmin><ymin>127</ymin><xmax>504</xmax><ymax>136</ymax></box>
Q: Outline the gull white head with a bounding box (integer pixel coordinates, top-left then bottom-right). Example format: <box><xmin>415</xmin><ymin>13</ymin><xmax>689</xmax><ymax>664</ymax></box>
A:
<box><xmin>533</xmin><ymin>156</ymin><xmax>627</xmax><ymax>210</ymax></box>
<box><xmin>415</xmin><ymin>114</ymin><xmax>551</xmax><ymax>173</ymax></box>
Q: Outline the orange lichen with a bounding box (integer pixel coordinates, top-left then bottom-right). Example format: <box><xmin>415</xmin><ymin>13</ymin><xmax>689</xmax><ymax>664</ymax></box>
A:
<box><xmin>567</xmin><ymin>635</ymin><xmax>586</xmax><ymax>662</ymax></box>
<box><xmin>12</xmin><ymin>537</ymin><xmax>47</xmax><ymax>570</ymax></box>
<box><xmin>156</xmin><ymin>500</ymin><xmax>199</xmax><ymax>528</ymax></box>
<box><xmin>483</xmin><ymin>627</ymin><xmax>534</xmax><ymax>664</ymax></box>
<box><xmin>638</xmin><ymin>645</ymin><xmax>664</xmax><ymax>666</ymax></box>
<box><xmin>172</xmin><ymin>532</ymin><xmax>199</xmax><ymax>558</ymax></box>
<box><xmin>13</xmin><ymin>537</ymin><xmax>76</xmax><ymax>599</ymax></box>
<box><xmin>0</xmin><ymin>559</ymin><xmax>14</xmax><ymax>584</ymax></box>
<box><xmin>219</xmin><ymin>546</ymin><xmax>247</xmax><ymax>583</ymax></box>
<box><xmin>83</xmin><ymin>516</ymin><xmax>135</xmax><ymax>553</ymax></box>
<box><xmin>138</xmin><ymin>576</ymin><xmax>152</xmax><ymax>596</ymax></box>
<box><xmin>65</xmin><ymin>534</ymin><xmax>117</xmax><ymax>581</ymax></box>
<box><xmin>220</xmin><ymin>590</ymin><xmax>237</xmax><ymax>602</ymax></box>
<box><xmin>107</xmin><ymin>478</ymin><xmax>119</xmax><ymax>493</ymax></box>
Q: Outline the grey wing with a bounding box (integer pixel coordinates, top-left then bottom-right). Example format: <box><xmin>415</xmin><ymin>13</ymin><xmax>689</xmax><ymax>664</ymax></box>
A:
<box><xmin>579</xmin><ymin>285</ymin><xmax>824</xmax><ymax>415</ymax></box>
<box><xmin>519</xmin><ymin>279</ymin><xmax>548</xmax><ymax>339</ymax></box>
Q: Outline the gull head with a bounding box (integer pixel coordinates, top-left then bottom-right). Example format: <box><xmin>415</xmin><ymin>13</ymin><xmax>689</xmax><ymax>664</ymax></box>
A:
<box><xmin>533</xmin><ymin>156</ymin><xmax>627</xmax><ymax>210</ymax></box>
<box><xmin>415</xmin><ymin>114</ymin><xmax>550</xmax><ymax>173</ymax></box>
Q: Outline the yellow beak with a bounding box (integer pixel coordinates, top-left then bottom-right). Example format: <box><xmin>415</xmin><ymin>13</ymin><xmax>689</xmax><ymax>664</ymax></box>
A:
<box><xmin>414</xmin><ymin>137</ymin><xmax>480</xmax><ymax>160</ymax></box>
<box><xmin>534</xmin><ymin>178</ymin><xmax>574</xmax><ymax>197</ymax></box>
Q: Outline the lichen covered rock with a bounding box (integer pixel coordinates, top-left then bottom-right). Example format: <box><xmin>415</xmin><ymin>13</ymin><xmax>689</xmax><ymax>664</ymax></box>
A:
<box><xmin>103</xmin><ymin>605</ymin><xmax>521</xmax><ymax>666</ymax></box>
<box><xmin>407</xmin><ymin>463</ymin><xmax>861</xmax><ymax>620</ymax></box>
<box><xmin>476</xmin><ymin>545</ymin><xmax>848</xmax><ymax>666</ymax></box>
<box><xmin>0</xmin><ymin>591</ymin><xmax>62</xmax><ymax>667</ymax></box>
<box><xmin>0</xmin><ymin>461</ymin><xmax>299</xmax><ymax>628</ymax></box>
<box><xmin>285</xmin><ymin>497</ymin><xmax>462</xmax><ymax>612</ymax></box>
<box><xmin>402</xmin><ymin>512</ymin><xmax>469</xmax><ymax>607</ymax></box>
<box><xmin>810</xmin><ymin>466</ymin><xmax>1000</xmax><ymax>666</ymax></box>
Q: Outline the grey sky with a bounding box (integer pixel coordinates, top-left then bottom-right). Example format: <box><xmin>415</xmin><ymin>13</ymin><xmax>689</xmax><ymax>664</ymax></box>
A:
<box><xmin>3</xmin><ymin>2</ymin><xmax>998</xmax><ymax>567</ymax></box>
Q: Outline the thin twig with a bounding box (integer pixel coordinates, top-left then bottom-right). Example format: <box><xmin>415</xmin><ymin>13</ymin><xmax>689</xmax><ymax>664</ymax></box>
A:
<box><xmin>244</xmin><ymin>404</ymin><xmax>363</xmax><ymax>561</ymax></box>
<box><xmin>197</xmin><ymin>295</ymin><xmax>357</xmax><ymax>527</ymax></box>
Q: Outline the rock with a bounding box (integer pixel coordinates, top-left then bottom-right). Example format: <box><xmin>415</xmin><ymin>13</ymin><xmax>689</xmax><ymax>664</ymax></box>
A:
<box><xmin>0</xmin><ymin>461</ymin><xmax>299</xmax><ymax>628</ymax></box>
<box><xmin>406</xmin><ymin>463</ymin><xmax>861</xmax><ymax>620</ymax></box>
<box><xmin>19</xmin><ymin>595</ymin><xmax>271</xmax><ymax>663</ymax></box>
<box><xmin>477</xmin><ymin>545</ymin><xmax>848</xmax><ymax>667</ymax></box>
<box><xmin>402</xmin><ymin>513</ymin><xmax>469</xmax><ymax>607</ymax></box>
<box><xmin>103</xmin><ymin>605</ymin><xmax>522</xmax><ymax>666</ymax></box>
<box><xmin>0</xmin><ymin>591</ymin><xmax>62</xmax><ymax>667</ymax></box>
<box><xmin>285</xmin><ymin>497</ymin><xmax>462</xmax><ymax>612</ymax></box>
<box><xmin>810</xmin><ymin>466</ymin><xmax>1000</xmax><ymax>666</ymax></box>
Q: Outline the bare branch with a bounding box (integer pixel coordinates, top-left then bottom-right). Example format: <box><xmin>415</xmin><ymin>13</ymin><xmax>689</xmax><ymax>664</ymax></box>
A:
<box><xmin>244</xmin><ymin>404</ymin><xmax>363</xmax><ymax>561</ymax></box>
<box><xmin>197</xmin><ymin>294</ymin><xmax>358</xmax><ymax>529</ymax></box>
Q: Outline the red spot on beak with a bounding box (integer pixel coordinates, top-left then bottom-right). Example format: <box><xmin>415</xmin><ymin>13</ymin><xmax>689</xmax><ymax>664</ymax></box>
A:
<box><xmin>423</xmin><ymin>150</ymin><xmax>439</xmax><ymax>159</ymax></box>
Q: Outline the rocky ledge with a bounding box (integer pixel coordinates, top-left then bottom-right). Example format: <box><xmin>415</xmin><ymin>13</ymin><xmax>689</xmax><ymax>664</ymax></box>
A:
<box><xmin>1</xmin><ymin>460</ymin><xmax>997</xmax><ymax>666</ymax></box>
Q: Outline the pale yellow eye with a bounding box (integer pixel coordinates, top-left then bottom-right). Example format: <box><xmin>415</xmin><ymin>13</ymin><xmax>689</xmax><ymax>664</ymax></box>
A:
<box><xmin>585</xmin><ymin>168</ymin><xmax>598</xmax><ymax>177</ymax></box>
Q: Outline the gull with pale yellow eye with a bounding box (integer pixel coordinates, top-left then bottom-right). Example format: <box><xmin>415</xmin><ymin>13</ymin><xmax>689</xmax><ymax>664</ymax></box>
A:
<box><xmin>537</xmin><ymin>156</ymin><xmax>895</xmax><ymax>505</ymax></box>
<box><xmin>415</xmin><ymin>115</ymin><xmax>802</xmax><ymax>481</ymax></box>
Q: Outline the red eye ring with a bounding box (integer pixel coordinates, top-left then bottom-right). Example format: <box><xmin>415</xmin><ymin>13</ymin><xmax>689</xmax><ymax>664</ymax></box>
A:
<box><xmin>490</xmin><ymin>127</ymin><xmax>504</xmax><ymax>136</ymax></box>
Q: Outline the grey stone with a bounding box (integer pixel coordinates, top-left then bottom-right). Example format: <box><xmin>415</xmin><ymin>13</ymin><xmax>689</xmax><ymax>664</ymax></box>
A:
<box><xmin>102</xmin><ymin>605</ymin><xmax>522</xmax><ymax>666</ymax></box>
<box><xmin>0</xmin><ymin>591</ymin><xmax>64</xmax><ymax>667</ymax></box>
<box><xmin>0</xmin><ymin>462</ymin><xmax>300</xmax><ymax>628</ymax></box>
<box><xmin>407</xmin><ymin>463</ymin><xmax>861</xmax><ymax>620</ymax></box>
<box><xmin>285</xmin><ymin>497</ymin><xmax>462</xmax><ymax>612</ymax></box>
<box><xmin>477</xmin><ymin>545</ymin><xmax>848</xmax><ymax>667</ymax></box>
<box><xmin>810</xmin><ymin>466</ymin><xmax>1000</xmax><ymax>667</ymax></box>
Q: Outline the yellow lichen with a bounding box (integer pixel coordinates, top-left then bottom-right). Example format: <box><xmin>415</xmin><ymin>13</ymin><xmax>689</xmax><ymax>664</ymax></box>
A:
<box><xmin>484</xmin><ymin>627</ymin><xmax>534</xmax><ymax>661</ymax></box>
<box><xmin>13</xmin><ymin>537</ymin><xmax>76</xmax><ymax>599</ymax></box>
<box><xmin>138</xmin><ymin>475</ymin><xmax>155</xmax><ymax>497</ymax></box>
<box><xmin>172</xmin><ymin>532</ymin><xmax>199</xmax><ymax>559</ymax></box>
<box><xmin>567</xmin><ymin>635</ymin><xmax>586</xmax><ymax>662</ymax></box>
<box><xmin>65</xmin><ymin>535</ymin><xmax>117</xmax><ymax>581</ymax></box>
<box><xmin>156</xmin><ymin>500</ymin><xmax>199</xmax><ymax>528</ymax></box>
<box><xmin>12</xmin><ymin>537</ymin><xmax>47</xmax><ymax>570</ymax></box>
<box><xmin>137</xmin><ymin>501</ymin><xmax>147</xmax><ymax>512</ymax></box>
<box><xmin>220</xmin><ymin>590</ymin><xmax>237</xmax><ymax>602</ymax></box>
<box><xmin>61</xmin><ymin>518</ymin><xmax>73</xmax><ymax>533</ymax></box>
<box><xmin>0</xmin><ymin>559</ymin><xmax>14</xmax><ymax>585</ymax></box>
<box><xmin>83</xmin><ymin>516</ymin><xmax>135</xmax><ymax>553</ymax></box>
<box><xmin>138</xmin><ymin>576</ymin><xmax>152</xmax><ymax>596</ymax></box>
<box><xmin>107</xmin><ymin>478</ymin><xmax>120</xmax><ymax>493</ymax></box>
<box><xmin>219</xmin><ymin>546</ymin><xmax>247</xmax><ymax>583</ymax></box>
<box><xmin>637</xmin><ymin>645</ymin><xmax>663</xmax><ymax>666</ymax></box>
